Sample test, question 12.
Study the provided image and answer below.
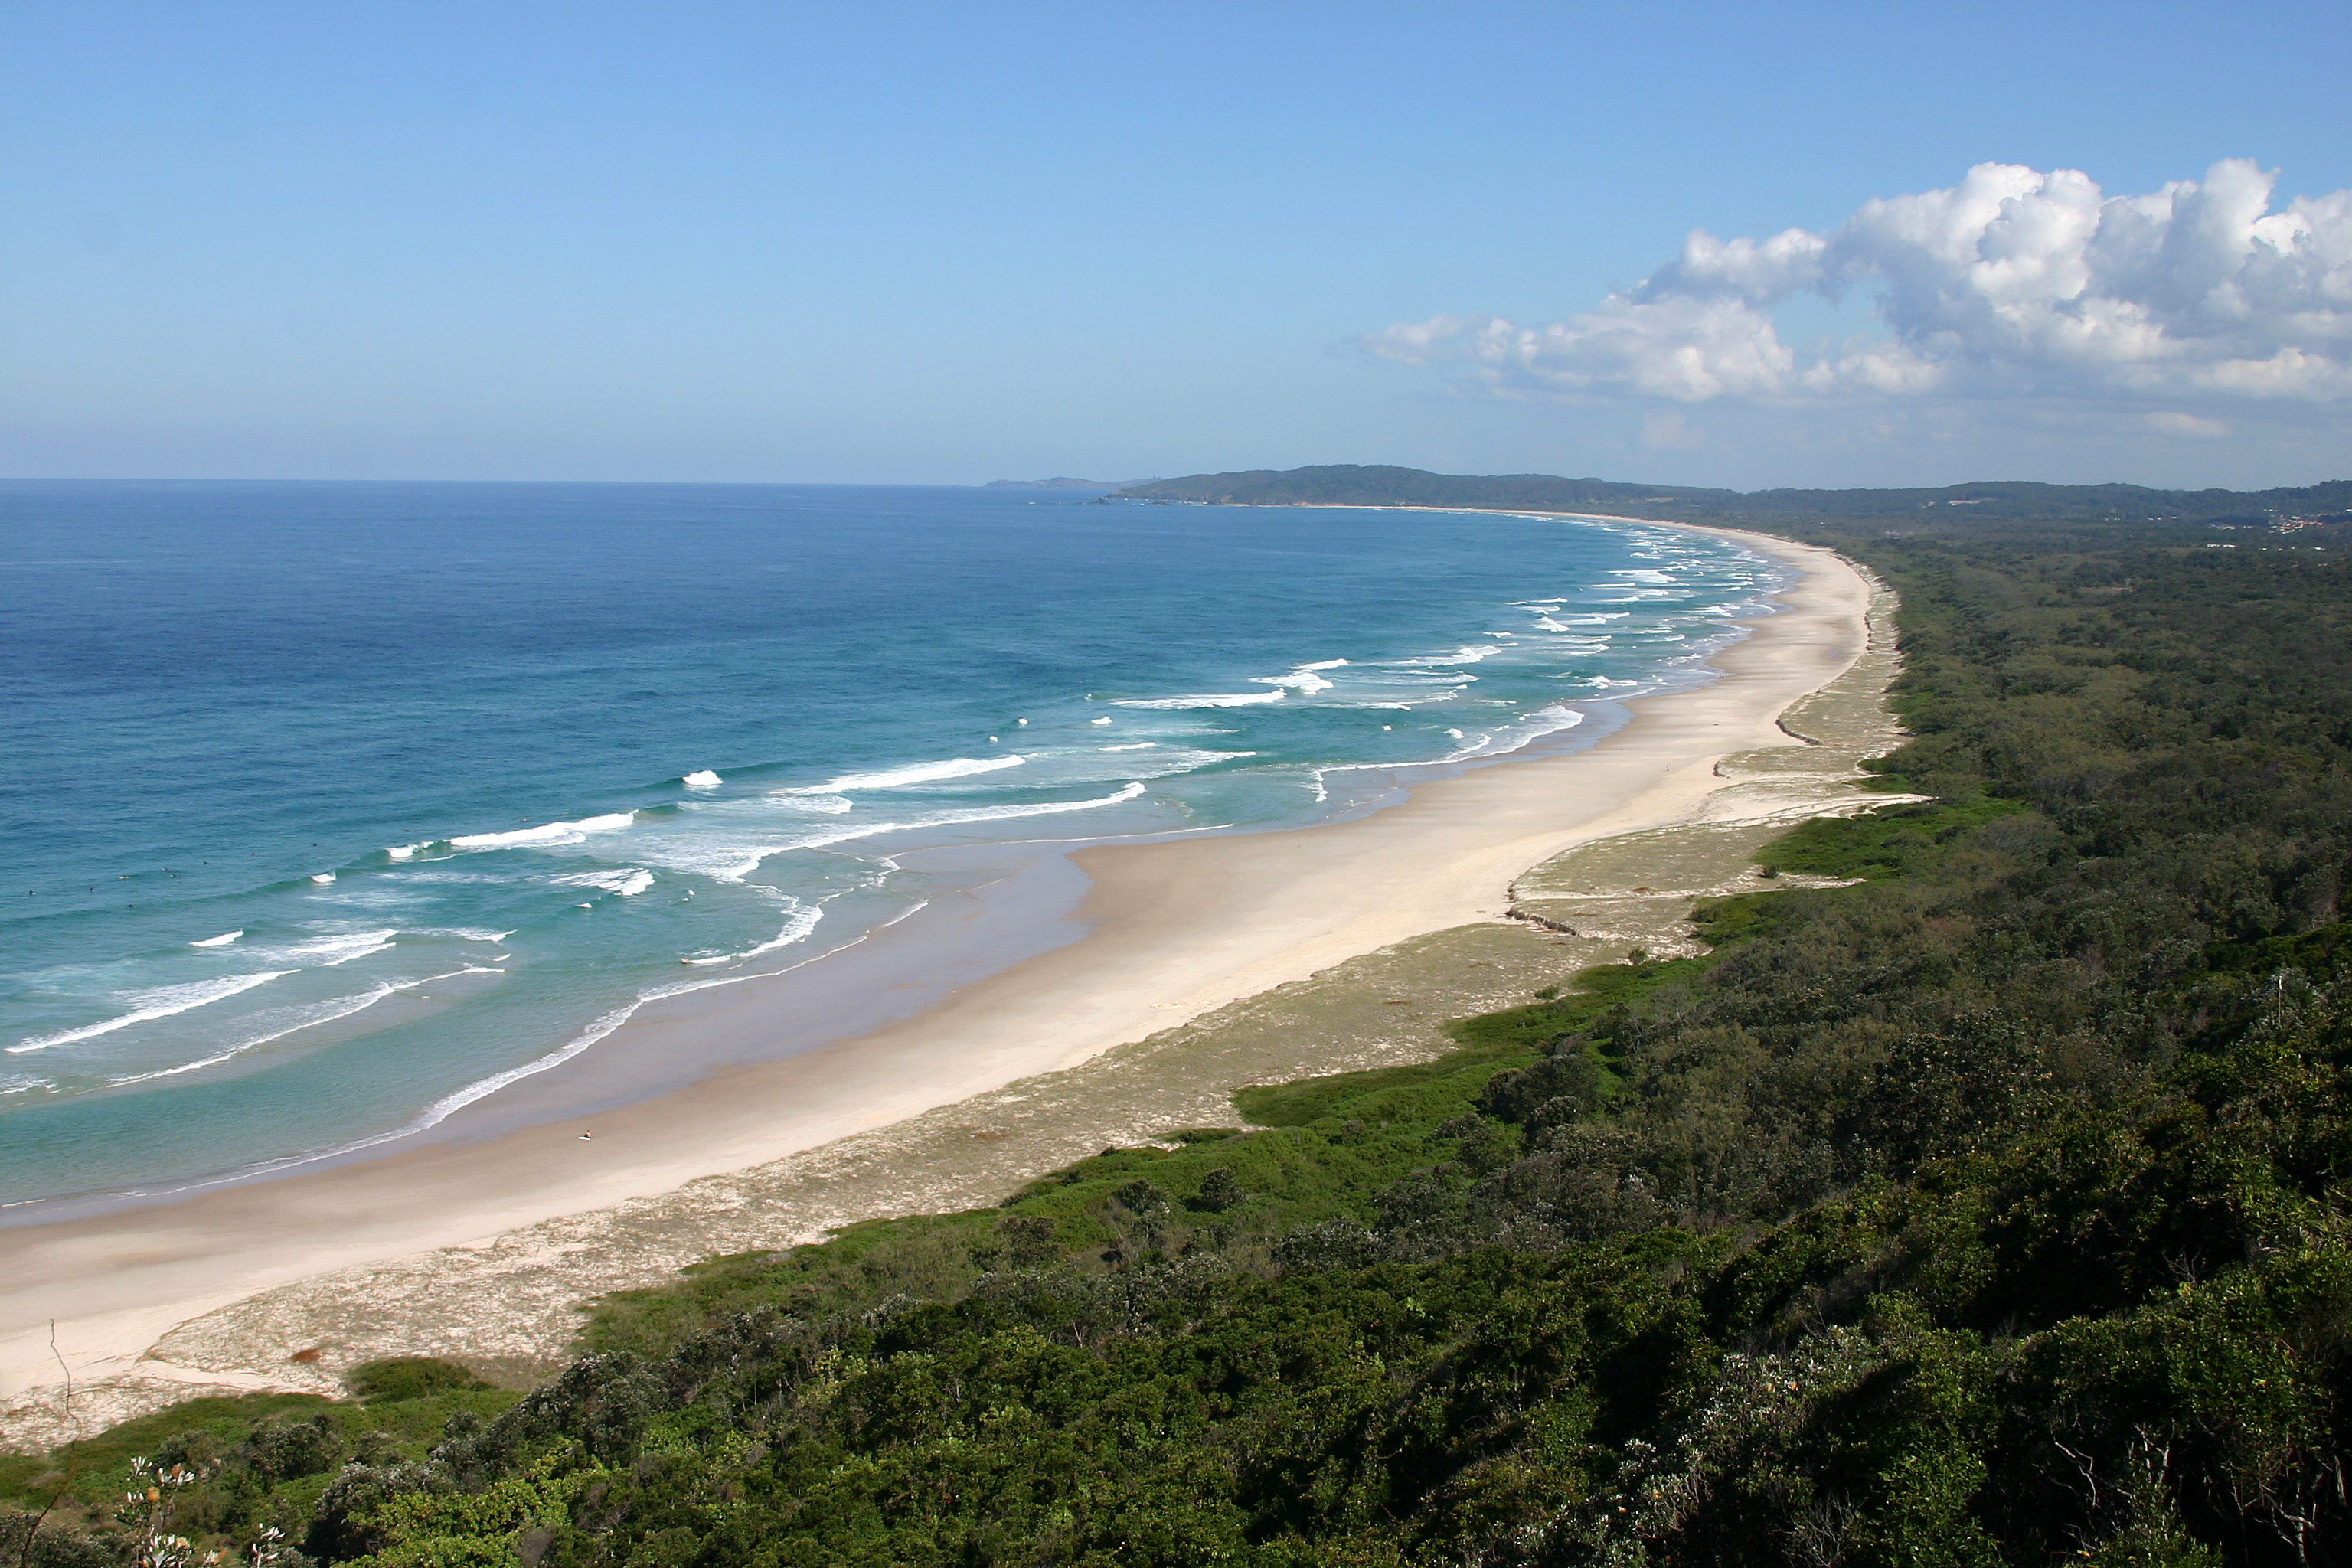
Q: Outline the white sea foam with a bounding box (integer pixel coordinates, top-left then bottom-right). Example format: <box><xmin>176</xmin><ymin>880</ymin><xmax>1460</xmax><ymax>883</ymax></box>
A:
<box><xmin>7</xmin><ymin>971</ymin><xmax>290</xmax><ymax>1054</ymax></box>
<box><xmin>1387</xmin><ymin>645</ymin><xmax>1502</xmax><ymax>668</ymax></box>
<box><xmin>309</xmin><ymin>873</ymin><xmax>336</xmax><ymax>884</ymax></box>
<box><xmin>190</xmin><ymin>930</ymin><xmax>243</xmax><ymax>947</ymax></box>
<box><xmin>385</xmin><ymin>843</ymin><xmax>420</xmax><ymax>861</ymax></box>
<box><xmin>1112</xmin><ymin>690</ymin><xmax>1284</xmax><ymax>709</ymax></box>
<box><xmin>680</xmin><ymin>899</ymin><xmax>824</xmax><ymax>966</ymax></box>
<box><xmin>1337</xmin><ymin>690</ymin><xmax>1462</xmax><ymax>710</ymax></box>
<box><xmin>861</xmin><ymin>782</ymin><xmax>1152</xmax><ymax>839</ymax></box>
<box><xmin>1445</xmin><ymin>705</ymin><xmax>1587</xmax><ymax>761</ymax></box>
<box><xmin>781</xmin><ymin>756</ymin><xmax>1027</xmax><ymax>793</ymax></box>
<box><xmin>1614</xmin><ymin>569</ymin><xmax>1678</xmax><ymax>583</ymax></box>
<box><xmin>681</xmin><ymin>769</ymin><xmax>722</xmax><ymax>790</ymax></box>
<box><xmin>771</xmin><ymin>793</ymin><xmax>852</xmax><ymax>814</ymax></box>
<box><xmin>64</xmin><ymin>986</ymin><xmax>639</xmax><ymax>1202</ymax></box>
<box><xmin>545</xmin><ymin>900</ymin><xmax>946</xmax><ymax>1076</ymax></box>
<box><xmin>100</xmin><ymin>979</ymin><xmax>423</xmax><ymax>1086</ymax></box>
<box><xmin>1246</xmin><ymin>658</ymin><xmax>1348</xmax><ymax>694</ymax></box>
<box><xmin>553</xmin><ymin>869</ymin><xmax>655</xmax><ymax>897</ymax></box>
<box><xmin>1323</xmin><ymin>704</ymin><xmax>1589</xmax><ymax>777</ymax></box>
<box><xmin>601</xmin><ymin>779</ymin><xmax>1155</xmax><ymax>884</ymax></box>
<box><xmin>599</xmin><ymin>838</ymin><xmax>799</xmax><ymax>884</ymax></box>
<box><xmin>1002</xmin><ymin>746</ymin><xmax>1247</xmax><ymax>788</ymax></box>
<box><xmin>315</xmin><ymin>907</ymin><xmax>929</xmax><ymax>1154</ymax></box>
<box><xmin>779</xmin><ymin>783</ymin><xmax>1153</xmax><ymax>853</ymax></box>
<box><xmin>411</xmin><ymin>928</ymin><xmax>517</xmax><ymax>942</ymax></box>
<box><xmin>1250</xmin><ymin>671</ymin><xmax>1330</xmax><ymax>693</ymax></box>
<box><xmin>381</xmin><ymin>1004</ymin><xmax>640</xmax><ymax>1142</ymax></box>
<box><xmin>248</xmin><ymin>929</ymin><xmax>400</xmax><ymax>967</ymax></box>
<box><xmin>448</xmin><ymin>812</ymin><xmax>637</xmax><ymax>851</ymax></box>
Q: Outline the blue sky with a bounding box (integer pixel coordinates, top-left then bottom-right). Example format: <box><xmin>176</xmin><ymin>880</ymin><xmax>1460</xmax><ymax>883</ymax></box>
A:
<box><xmin>4</xmin><ymin>1</ymin><xmax>2347</xmax><ymax>488</ymax></box>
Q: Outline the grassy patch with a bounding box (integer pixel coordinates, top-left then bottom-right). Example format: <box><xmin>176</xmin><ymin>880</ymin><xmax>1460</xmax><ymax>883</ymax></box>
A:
<box><xmin>1230</xmin><ymin>1044</ymin><xmax>1521</xmax><ymax>1128</ymax></box>
<box><xmin>1753</xmin><ymin>797</ymin><xmax>2025</xmax><ymax>880</ymax></box>
<box><xmin>1687</xmin><ymin>890</ymin><xmax>1785</xmax><ymax>946</ymax></box>
<box><xmin>347</xmin><ymin>1356</ymin><xmax>492</xmax><ymax>1404</ymax></box>
<box><xmin>1443</xmin><ymin>952</ymin><xmax>1715</xmax><ymax>1057</ymax></box>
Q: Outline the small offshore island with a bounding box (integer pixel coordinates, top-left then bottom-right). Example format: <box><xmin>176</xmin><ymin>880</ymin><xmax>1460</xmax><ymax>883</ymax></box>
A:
<box><xmin>7</xmin><ymin>466</ymin><xmax>2352</xmax><ymax>1565</ymax></box>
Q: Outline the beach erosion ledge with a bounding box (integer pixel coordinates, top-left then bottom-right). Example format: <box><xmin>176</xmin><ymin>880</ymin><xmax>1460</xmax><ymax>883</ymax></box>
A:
<box><xmin>0</xmin><ymin>523</ymin><xmax>1892</xmax><ymax>1447</ymax></box>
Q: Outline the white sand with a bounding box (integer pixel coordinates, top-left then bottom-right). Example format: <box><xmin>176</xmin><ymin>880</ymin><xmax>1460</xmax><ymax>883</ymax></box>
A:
<box><xmin>0</xmin><ymin>524</ymin><xmax>1877</xmax><ymax>1447</ymax></box>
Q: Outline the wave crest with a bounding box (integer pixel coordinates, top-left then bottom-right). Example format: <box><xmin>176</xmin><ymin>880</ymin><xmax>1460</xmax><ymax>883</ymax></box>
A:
<box><xmin>1111</xmin><ymin>691</ymin><xmax>1285</xmax><ymax>709</ymax></box>
<box><xmin>780</xmin><ymin>755</ymin><xmax>1027</xmax><ymax>793</ymax></box>
<box><xmin>8</xmin><ymin>972</ymin><xmax>291</xmax><ymax>1055</ymax></box>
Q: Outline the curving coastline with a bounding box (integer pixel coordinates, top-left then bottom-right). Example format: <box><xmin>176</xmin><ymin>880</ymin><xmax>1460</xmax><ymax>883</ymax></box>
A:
<box><xmin>0</xmin><ymin>522</ymin><xmax>1886</xmax><ymax>1448</ymax></box>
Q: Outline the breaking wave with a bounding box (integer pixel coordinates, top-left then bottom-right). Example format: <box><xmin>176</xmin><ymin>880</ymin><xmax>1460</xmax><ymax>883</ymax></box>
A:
<box><xmin>782</xmin><ymin>756</ymin><xmax>1027</xmax><ymax>794</ymax></box>
<box><xmin>8</xmin><ymin>972</ymin><xmax>289</xmax><ymax>1055</ymax></box>
<box><xmin>1111</xmin><ymin>691</ymin><xmax>1285</xmax><ymax>709</ymax></box>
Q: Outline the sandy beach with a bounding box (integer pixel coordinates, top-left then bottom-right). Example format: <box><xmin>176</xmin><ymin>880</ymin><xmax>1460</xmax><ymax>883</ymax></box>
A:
<box><xmin>0</xmin><ymin>522</ymin><xmax>1890</xmax><ymax>1447</ymax></box>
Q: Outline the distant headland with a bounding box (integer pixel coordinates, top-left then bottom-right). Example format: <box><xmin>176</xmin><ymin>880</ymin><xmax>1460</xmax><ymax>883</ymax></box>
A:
<box><xmin>1110</xmin><ymin>462</ymin><xmax>2352</xmax><ymax>531</ymax></box>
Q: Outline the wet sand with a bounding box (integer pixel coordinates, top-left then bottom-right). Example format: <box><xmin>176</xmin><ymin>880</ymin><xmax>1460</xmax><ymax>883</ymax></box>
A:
<box><xmin>0</xmin><ymin>524</ymin><xmax>1892</xmax><ymax>1448</ymax></box>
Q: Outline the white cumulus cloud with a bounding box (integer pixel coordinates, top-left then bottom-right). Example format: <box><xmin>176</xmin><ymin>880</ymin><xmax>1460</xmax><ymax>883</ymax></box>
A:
<box><xmin>1369</xmin><ymin>160</ymin><xmax>2352</xmax><ymax>408</ymax></box>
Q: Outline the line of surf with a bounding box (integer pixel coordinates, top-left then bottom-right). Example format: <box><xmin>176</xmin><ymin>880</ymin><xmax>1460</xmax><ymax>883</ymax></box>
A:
<box><xmin>7</xmin><ymin>972</ymin><xmax>289</xmax><ymax>1055</ymax></box>
<box><xmin>96</xmin><ymin>966</ymin><xmax>502</xmax><ymax>1089</ymax></box>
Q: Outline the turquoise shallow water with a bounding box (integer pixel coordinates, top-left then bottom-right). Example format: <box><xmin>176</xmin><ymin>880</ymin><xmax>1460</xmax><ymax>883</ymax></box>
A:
<box><xmin>0</xmin><ymin>482</ymin><xmax>1779</xmax><ymax>1209</ymax></box>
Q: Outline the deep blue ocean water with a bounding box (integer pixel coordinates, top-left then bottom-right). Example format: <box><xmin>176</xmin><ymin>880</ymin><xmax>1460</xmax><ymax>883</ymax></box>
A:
<box><xmin>0</xmin><ymin>482</ymin><xmax>1779</xmax><ymax>1209</ymax></box>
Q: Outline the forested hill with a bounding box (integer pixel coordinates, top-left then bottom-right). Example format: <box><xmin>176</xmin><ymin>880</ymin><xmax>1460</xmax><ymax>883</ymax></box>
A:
<box><xmin>1113</xmin><ymin>462</ymin><xmax>2352</xmax><ymax>527</ymax></box>
<box><xmin>9</xmin><ymin>508</ymin><xmax>2352</xmax><ymax>1565</ymax></box>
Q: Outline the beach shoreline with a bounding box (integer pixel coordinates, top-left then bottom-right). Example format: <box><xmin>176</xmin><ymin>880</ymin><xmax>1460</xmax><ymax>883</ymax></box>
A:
<box><xmin>0</xmin><ymin>521</ymin><xmax>1883</xmax><ymax>1446</ymax></box>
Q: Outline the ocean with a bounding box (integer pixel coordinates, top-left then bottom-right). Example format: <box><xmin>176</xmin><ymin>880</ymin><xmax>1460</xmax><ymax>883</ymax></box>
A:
<box><xmin>0</xmin><ymin>481</ymin><xmax>1781</xmax><ymax>1214</ymax></box>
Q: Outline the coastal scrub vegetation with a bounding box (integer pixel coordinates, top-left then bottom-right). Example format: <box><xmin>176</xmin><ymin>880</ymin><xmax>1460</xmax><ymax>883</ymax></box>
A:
<box><xmin>10</xmin><ymin>509</ymin><xmax>2352</xmax><ymax>1564</ymax></box>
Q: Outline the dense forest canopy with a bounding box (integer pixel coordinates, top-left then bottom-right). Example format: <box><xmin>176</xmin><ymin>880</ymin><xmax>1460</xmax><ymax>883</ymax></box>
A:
<box><xmin>9</xmin><ymin>494</ymin><xmax>2352</xmax><ymax>1566</ymax></box>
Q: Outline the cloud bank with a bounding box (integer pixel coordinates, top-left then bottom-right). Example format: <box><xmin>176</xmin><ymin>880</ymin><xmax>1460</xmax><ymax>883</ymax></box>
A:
<box><xmin>1370</xmin><ymin>161</ymin><xmax>2352</xmax><ymax>411</ymax></box>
